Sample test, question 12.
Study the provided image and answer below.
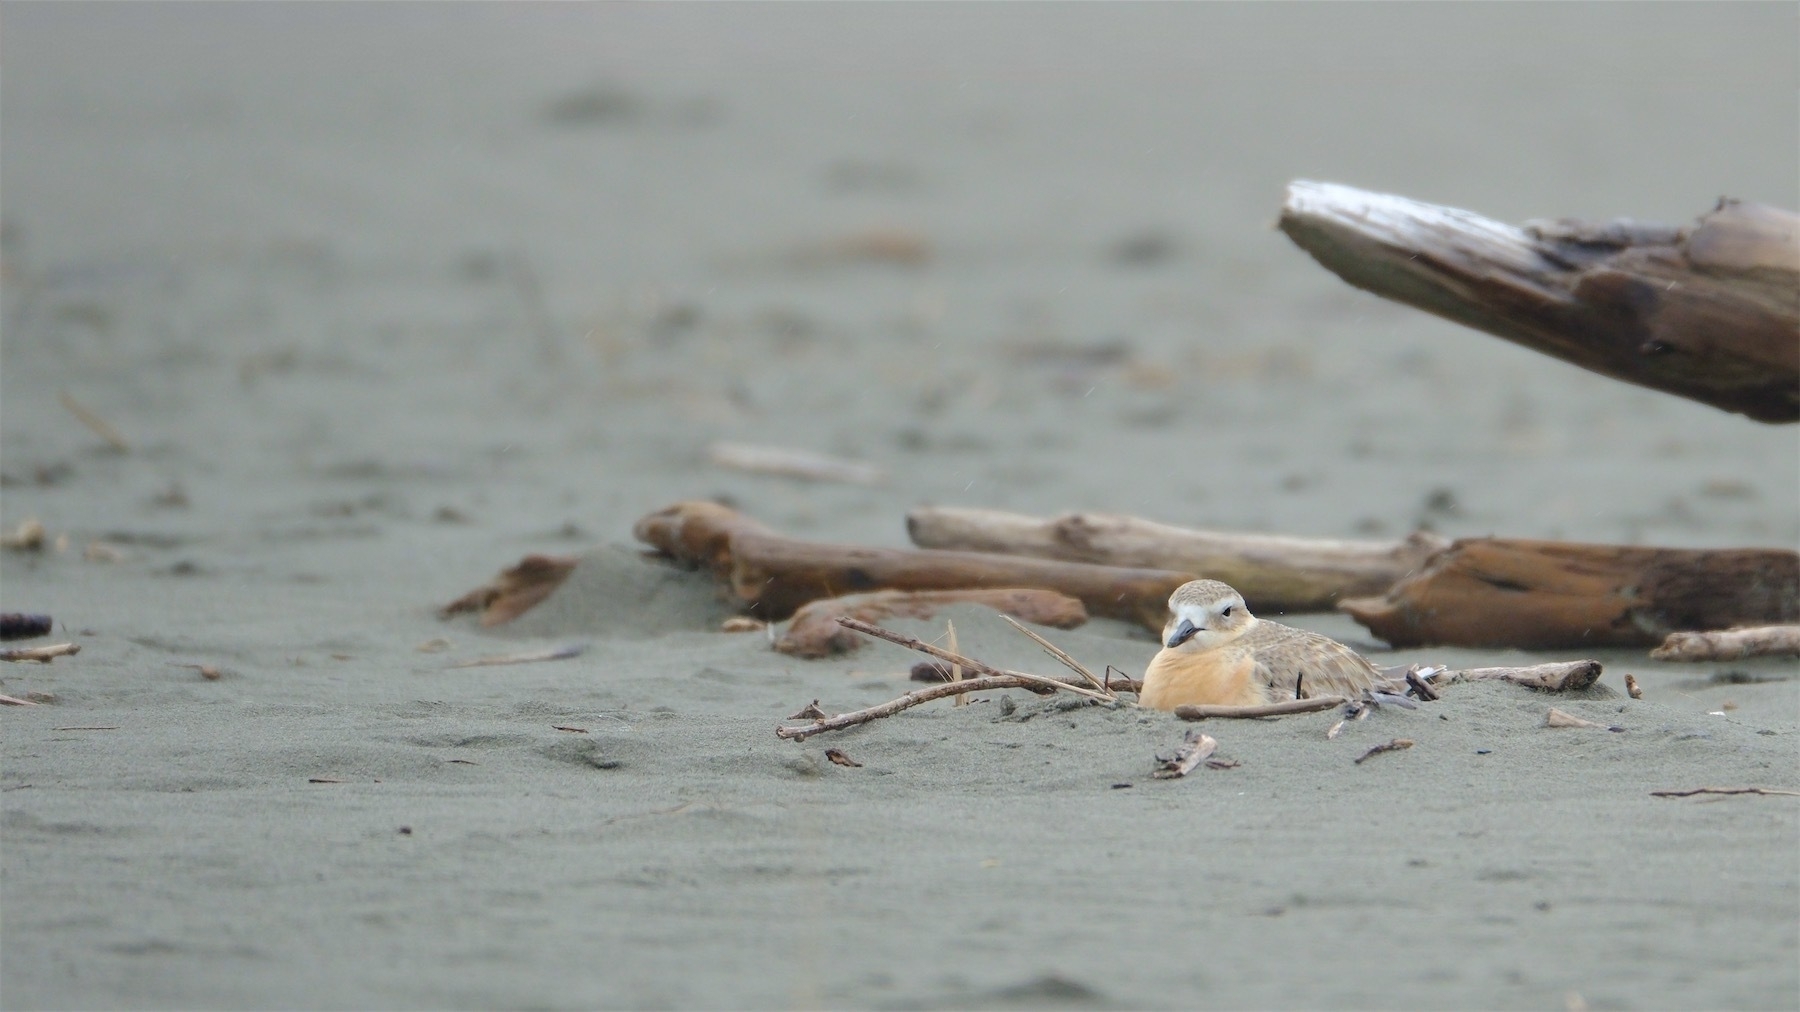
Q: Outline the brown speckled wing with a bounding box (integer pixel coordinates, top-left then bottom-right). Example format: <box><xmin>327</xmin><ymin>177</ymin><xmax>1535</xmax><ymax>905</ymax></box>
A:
<box><xmin>1244</xmin><ymin>620</ymin><xmax>1389</xmax><ymax>701</ymax></box>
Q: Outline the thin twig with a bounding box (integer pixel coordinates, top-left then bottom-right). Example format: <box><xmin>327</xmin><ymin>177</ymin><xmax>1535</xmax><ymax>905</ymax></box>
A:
<box><xmin>1353</xmin><ymin>738</ymin><xmax>1415</xmax><ymax>764</ymax></box>
<box><xmin>1174</xmin><ymin>696</ymin><xmax>1346</xmax><ymax>720</ymax></box>
<box><xmin>448</xmin><ymin>644</ymin><xmax>585</xmax><ymax>668</ymax></box>
<box><xmin>59</xmin><ymin>390</ymin><xmax>130</xmax><ymax>452</ymax></box>
<box><xmin>836</xmin><ymin>617</ymin><xmax>1114</xmax><ymax>702</ymax></box>
<box><xmin>1650</xmin><ymin>786</ymin><xmax>1800</xmax><ymax>798</ymax></box>
<box><xmin>0</xmin><ymin>694</ymin><xmax>41</xmax><ymax>706</ymax></box>
<box><xmin>776</xmin><ymin>674</ymin><xmax>1055</xmax><ymax>741</ymax></box>
<box><xmin>998</xmin><ymin>614</ymin><xmax>1106</xmax><ymax>692</ymax></box>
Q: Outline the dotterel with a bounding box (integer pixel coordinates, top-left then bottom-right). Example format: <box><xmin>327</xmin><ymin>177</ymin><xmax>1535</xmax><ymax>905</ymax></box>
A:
<box><xmin>1140</xmin><ymin>579</ymin><xmax>1395</xmax><ymax>710</ymax></box>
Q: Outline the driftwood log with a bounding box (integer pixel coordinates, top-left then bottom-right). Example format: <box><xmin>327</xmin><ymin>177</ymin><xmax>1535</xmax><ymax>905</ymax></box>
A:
<box><xmin>1650</xmin><ymin>625</ymin><xmax>1800</xmax><ymax>662</ymax></box>
<box><xmin>1339</xmin><ymin>538</ymin><xmax>1798</xmax><ymax>649</ymax></box>
<box><xmin>634</xmin><ymin>501</ymin><xmax>1194</xmax><ymax>628</ymax></box>
<box><xmin>1280</xmin><ymin>181</ymin><xmax>1799</xmax><ymax>423</ymax></box>
<box><xmin>774</xmin><ymin>588</ymin><xmax>1087</xmax><ymax>658</ymax></box>
<box><xmin>905</xmin><ymin>506</ymin><xmax>1447</xmax><ymax>614</ymax></box>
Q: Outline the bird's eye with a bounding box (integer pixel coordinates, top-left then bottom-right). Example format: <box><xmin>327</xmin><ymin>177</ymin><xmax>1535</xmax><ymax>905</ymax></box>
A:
<box><xmin>1221</xmin><ymin>606</ymin><xmax>1233</xmax><ymax>617</ymax></box>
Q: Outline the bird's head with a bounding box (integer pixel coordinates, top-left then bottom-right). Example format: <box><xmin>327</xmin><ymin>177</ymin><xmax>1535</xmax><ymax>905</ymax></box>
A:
<box><xmin>1161</xmin><ymin>579</ymin><xmax>1256</xmax><ymax>651</ymax></box>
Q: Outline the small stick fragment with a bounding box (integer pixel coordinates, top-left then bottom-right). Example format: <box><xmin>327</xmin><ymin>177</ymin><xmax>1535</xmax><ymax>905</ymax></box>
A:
<box><xmin>1354</xmin><ymin>738</ymin><xmax>1415</xmax><ymax>764</ymax></box>
<box><xmin>59</xmin><ymin>390</ymin><xmax>131</xmax><ymax>452</ymax></box>
<box><xmin>1625</xmin><ymin>674</ymin><xmax>1643</xmax><ymax>699</ymax></box>
<box><xmin>441</xmin><ymin>554</ymin><xmax>579</xmax><ymax>627</ymax></box>
<box><xmin>1174</xmin><ymin>696</ymin><xmax>1346</xmax><ymax>720</ymax></box>
<box><xmin>1650</xmin><ymin>786</ymin><xmax>1800</xmax><ymax>798</ymax></box>
<box><xmin>1205</xmin><ymin>757</ymin><xmax>1242</xmax><ymax>769</ymax></box>
<box><xmin>0</xmin><ymin>642</ymin><xmax>80</xmax><ymax>663</ymax></box>
<box><xmin>0</xmin><ymin>613</ymin><xmax>53</xmax><ymax>641</ymax></box>
<box><xmin>307</xmin><ymin>778</ymin><xmax>346</xmax><ymax>784</ymax></box>
<box><xmin>787</xmin><ymin>700</ymin><xmax>827</xmax><ymax>721</ymax></box>
<box><xmin>173</xmin><ymin>663</ymin><xmax>222</xmax><ymax>680</ymax></box>
<box><xmin>0</xmin><ymin>694</ymin><xmax>41</xmax><ymax>706</ymax></box>
<box><xmin>1325</xmin><ymin>719</ymin><xmax>1346</xmax><ymax>740</ymax></box>
<box><xmin>1651</xmin><ymin>625</ymin><xmax>1800</xmax><ymax>661</ymax></box>
<box><xmin>1405</xmin><ymin>670</ymin><xmax>1440</xmax><ymax>702</ymax></box>
<box><xmin>1152</xmin><ymin>730</ymin><xmax>1218</xmax><ymax>779</ymax></box>
<box><xmin>824</xmin><ymin>748</ymin><xmax>863</xmax><ymax>767</ymax></box>
<box><xmin>551</xmin><ymin>725</ymin><xmax>588</xmax><ymax>734</ymax></box>
<box><xmin>707</xmin><ymin>442</ymin><xmax>884</xmax><ymax>485</ymax></box>
<box><xmin>448</xmin><ymin>644</ymin><xmax>585</xmax><ymax>668</ymax></box>
<box><xmin>52</xmin><ymin>725</ymin><xmax>118</xmax><ymax>731</ymax></box>
<box><xmin>1545</xmin><ymin>707</ymin><xmax>1624</xmax><ymax>731</ymax></box>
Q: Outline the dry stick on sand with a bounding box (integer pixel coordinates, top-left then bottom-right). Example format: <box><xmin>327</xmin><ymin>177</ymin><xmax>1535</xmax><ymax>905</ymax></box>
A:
<box><xmin>448</xmin><ymin>644</ymin><xmax>585</xmax><ymax>668</ymax></box>
<box><xmin>58</xmin><ymin>390</ymin><xmax>131</xmax><ymax>452</ymax></box>
<box><xmin>906</xmin><ymin>505</ymin><xmax>1446</xmax><ymax>614</ymax></box>
<box><xmin>1153</xmin><ymin>730</ymin><xmax>1218</xmax><ymax>779</ymax></box>
<box><xmin>998</xmin><ymin>614</ymin><xmax>1107</xmax><ymax>692</ymax></box>
<box><xmin>0</xmin><ymin>642</ymin><xmax>80</xmax><ymax>663</ymax></box>
<box><xmin>1650</xmin><ymin>786</ymin><xmax>1800</xmax><ymax>799</ymax></box>
<box><xmin>0</xmin><ymin>694</ymin><xmax>41</xmax><ymax>706</ymax></box>
<box><xmin>1651</xmin><ymin>625</ymin><xmax>1800</xmax><ymax>661</ymax></box>
<box><xmin>776</xmin><ymin>675</ymin><xmax>1060</xmax><ymax>742</ymax></box>
<box><xmin>1354</xmin><ymin>738</ymin><xmax>1415</xmax><ymax>764</ymax></box>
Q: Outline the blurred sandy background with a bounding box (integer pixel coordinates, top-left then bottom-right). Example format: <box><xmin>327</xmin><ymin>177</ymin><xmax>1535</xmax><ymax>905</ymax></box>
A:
<box><xmin>2</xmin><ymin>4</ymin><xmax>1796</xmax><ymax>1009</ymax></box>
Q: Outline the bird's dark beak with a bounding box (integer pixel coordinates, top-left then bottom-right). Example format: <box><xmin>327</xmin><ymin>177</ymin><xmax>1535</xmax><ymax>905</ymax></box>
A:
<box><xmin>1166</xmin><ymin>618</ymin><xmax>1199</xmax><ymax>649</ymax></box>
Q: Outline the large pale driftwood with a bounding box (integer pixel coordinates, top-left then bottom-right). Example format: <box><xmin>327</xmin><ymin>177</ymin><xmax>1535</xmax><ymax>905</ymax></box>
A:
<box><xmin>774</xmin><ymin>588</ymin><xmax>1087</xmax><ymax>658</ymax></box>
<box><xmin>1650</xmin><ymin>625</ymin><xmax>1800</xmax><ymax>662</ymax></box>
<box><xmin>905</xmin><ymin>507</ymin><xmax>1446</xmax><ymax>614</ymax></box>
<box><xmin>1280</xmin><ymin>181</ymin><xmax>1799</xmax><ymax>423</ymax></box>
<box><xmin>634</xmin><ymin>501</ymin><xmax>1194</xmax><ymax>628</ymax></box>
<box><xmin>1441</xmin><ymin>661</ymin><xmax>1603</xmax><ymax>693</ymax></box>
<box><xmin>1339</xmin><ymin>538</ymin><xmax>1798</xmax><ymax>649</ymax></box>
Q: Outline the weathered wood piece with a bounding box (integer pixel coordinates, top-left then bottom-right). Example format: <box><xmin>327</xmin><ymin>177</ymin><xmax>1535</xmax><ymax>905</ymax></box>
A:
<box><xmin>774</xmin><ymin>588</ymin><xmax>1087</xmax><ymax>658</ymax></box>
<box><xmin>1438</xmin><ymin>660</ymin><xmax>1604</xmax><ymax>693</ymax></box>
<box><xmin>1650</xmin><ymin>624</ymin><xmax>1800</xmax><ymax>661</ymax></box>
<box><xmin>1338</xmin><ymin>538</ymin><xmax>1798</xmax><ymax>649</ymax></box>
<box><xmin>1152</xmin><ymin>730</ymin><xmax>1219</xmax><ymax>779</ymax></box>
<box><xmin>1280</xmin><ymin>181</ymin><xmax>1800</xmax><ymax>423</ymax></box>
<box><xmin>906</xmin><ymin>506</ymin><xmax>1447</xmax><ymax>614</ymax></box>
<box><xmin>440</xmin><ymin>554</ymin><xmax>579</xmax><ymax>627</ymax></box>
<box><xmin>635</xmin><ymin>501</ymin><xmax>1195</xmax><ymax>627</ymax></box>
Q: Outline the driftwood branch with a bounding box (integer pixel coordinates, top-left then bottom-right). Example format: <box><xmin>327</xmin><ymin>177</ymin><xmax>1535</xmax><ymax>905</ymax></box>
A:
<box><xmin>906</xmin><ymin>506</ymin><xmax>1446</xmax><ymax>613</ymax></box>
<box><xmin>1650</xmin><ymin>624</ymin><xmax>1800</xmax><ymax>661</ymax></box>
<box><xmin>1280</xmin><ymin>181</ymin><xmax>1799</xmax><ymax>423</ymax></box>
<box><xmin>1439</xmin><ymin>660</ymin><xmax>1604</xmax><ymax>693</ymax></box>
<box><xmin>1174</xmin><ymin>696</ymin><xmax>1347</xmax><ymax>720</ymax></box>
<box><xmin>774</xmin><ymin>588</ymin><xmax>1086</xmax><ymax>658</ymax></box>
<box><xmin>1339</xmin><ymin>538</ymin><xmax>1797</xmax><ymax>649</ymax></box>
<box><xmin>0</xmin><ymin>642</ymin><xmax>80</xmax><ymax>663</ymax></box>
<box><xmin>635</xmin><ymin>500</ymin><xmax>1194</xmax><ymax>627</ymax></box>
